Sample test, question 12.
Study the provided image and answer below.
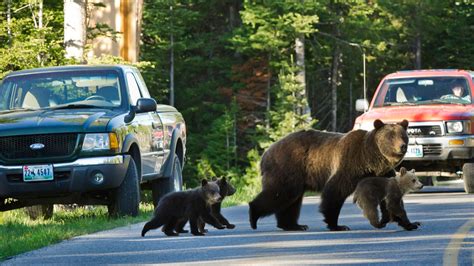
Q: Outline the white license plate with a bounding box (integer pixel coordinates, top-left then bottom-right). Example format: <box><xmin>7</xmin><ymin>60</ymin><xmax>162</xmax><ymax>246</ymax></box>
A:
<box><xmin>405</xmin><ymin>145</ymin><xmax>423</xmax><ymax>158</ymax></box>
<box><xmin>23</xmin><ymin>164</ymin><xmax>54</xmax><ymax>182</ymax></box>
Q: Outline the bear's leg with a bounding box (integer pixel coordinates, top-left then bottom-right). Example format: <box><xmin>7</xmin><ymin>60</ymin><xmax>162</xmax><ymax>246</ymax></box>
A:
<box><xmin>211</xmin><ymin>204</ymin><xmax>235</xmax><ymax>229</ymax></box>
<box><xmin>388</xmin><ymin>200</ymin><xmax>420</xmax><ymax>231</ymax></box>
<box><xmin>362</xmin><ymin>203</ymin><xmax>383</xmax><ymax>229</ymax></box>
<box><xmin>174</xmin><ymin>218</ymin><xmax>189</xmax><ymax>233</ymax></box>
<box><xmin>379</xmin><ymin>201</ymin><xmax>390</xmax><ymax>228</ymax></box>
<box><xmin>249</xmin><ymin>188</ymin><xmax>284</xmax><ymax>229</ymax></box>
<box><xmin>320</xmin><ymin>176</ymin><xmax>354</xmax><ymax>231</ymax></box>
<box><xmin>190</xmin><ymin>216</ymin><xmax>205</xmax><ymax>236</ymax></box>
<box><xmin>141</xmin><ymin>216</ymin><xmax>167</xmax><ymax>237</ymax></box>
<box><xmin>162</xmin><ymin>217</ymin><xmax>179</xmax><ymax>236</ymax></box>
<box><xmin>276</xmin><ymin>195</ymin><xmax>308</xmax><ymax>231</ymax></box>
<box><xmin>197</xmin><ymin>217</ymin><xmax>208</xmax><ymax>233</ymax></box>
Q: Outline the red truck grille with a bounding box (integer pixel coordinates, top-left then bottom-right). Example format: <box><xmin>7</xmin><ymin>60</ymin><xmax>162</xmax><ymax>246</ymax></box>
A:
<box><xmin>407</xmin><ymin>126</ymin><xmax>442</xmax><ymax>137</ymax></box>
<box><xmin>0</xmin><ymin>134</ymin><xmax>78</xmax><ymax>161</ymax></box>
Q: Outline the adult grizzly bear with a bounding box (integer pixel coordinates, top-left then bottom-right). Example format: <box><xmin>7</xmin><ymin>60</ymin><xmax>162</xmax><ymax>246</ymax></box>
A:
<box><xmin>249</xmin><ymin>119</ymin><xmax>409</xmax><ymax>231</ymax></box>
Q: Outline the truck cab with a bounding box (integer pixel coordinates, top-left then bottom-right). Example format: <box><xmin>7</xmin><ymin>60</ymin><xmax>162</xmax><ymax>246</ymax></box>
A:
<box><xmin>354</xmin><ymin>69</ymin><xmax>474</xmax><ymax>193</ymax></box>
<box><xmin>0</xmin><ymin>65</ymin><xmax>186</xmax><ymax>217</ymax></box>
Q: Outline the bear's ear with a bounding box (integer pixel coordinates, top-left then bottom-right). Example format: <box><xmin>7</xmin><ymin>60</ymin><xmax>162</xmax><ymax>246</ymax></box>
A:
<box><xmin>373</xmin><ymin>119</ymin><xmax>385</xmax><ymax>129</ymax></box>
<box><xmin>399</xmin><ymin>167</ymin><xmax>407</xmax><ymax>176</ymax></box>
<box><xmin>399</xmin><ymin>119</ymin><xmax>409</xmax><ymax>130</ymax></box>
<box><xmin>410</xmin><ymin>169</ymin><xmax>416</xmax><ymax>174</ymax></box>
<box><xmin>201</xmin><ymin>179</ymin><xmax>208</xmax><ymax>186</ymax></box>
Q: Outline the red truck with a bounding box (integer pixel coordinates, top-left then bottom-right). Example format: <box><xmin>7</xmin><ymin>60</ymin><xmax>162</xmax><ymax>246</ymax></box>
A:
<box><xmin>354</xmin><ymin>69</ymin><xmax>474</xmax><ymax>193</ymax></box>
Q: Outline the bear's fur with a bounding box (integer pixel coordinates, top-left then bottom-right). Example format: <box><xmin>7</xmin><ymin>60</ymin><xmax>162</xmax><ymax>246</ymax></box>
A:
<box><xmin>141</xmin><ymin>179</ymin><xmax>225</xmax><ymax>237</ymax></box>
<box><xmin>353</xmin><ymin>167</ymin><xmax>423</xmax><ymax>230</ymax></box>
<box><xmin>174</xmin><ymin>177</ymin><xmax>237</xmax><ymax>234</ymax></box>
<box><xmin>249</xmin><ymin>119</ymin><xmax>409</xmax><ymax>231</ymax></box>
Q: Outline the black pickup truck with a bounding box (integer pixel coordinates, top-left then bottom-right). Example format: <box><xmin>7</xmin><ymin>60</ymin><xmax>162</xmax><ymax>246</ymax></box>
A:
<box><xmin>0</xmin><ymin>65</ymin><xmax>186</xmax><ymax>218</ymax></box>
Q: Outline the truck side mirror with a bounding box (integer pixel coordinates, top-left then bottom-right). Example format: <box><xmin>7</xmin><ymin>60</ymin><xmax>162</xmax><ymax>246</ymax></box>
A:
<box><xmin>355</xmin><ymin>99</ymin><xmax>369</xmax><ymax>112</ymax></box>
<box><xmin>125</xmin><ymin>98</ymin><xmax>157</xmax><ymax>123</ymax></box>
<box><xmin>135</xmin><ymin>98</ymin><xmax>157</xmax><ymax>113</ymax></box>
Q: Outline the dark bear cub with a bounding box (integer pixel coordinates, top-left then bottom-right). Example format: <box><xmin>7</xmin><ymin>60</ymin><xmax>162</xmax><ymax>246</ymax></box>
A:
<box><xmin>175</xmin><ymin>177</ymin><xmax>236</xmax><ymax>234</ymax></box>
<box><xmin>353</xmin><ymin>167</ymin><xmax>423</xmax><ymax>230</ymax></box>
<box><xmin>141</xmin><ymin>179</ymin><xmax>225</xmax><ymax>237</ymax></box>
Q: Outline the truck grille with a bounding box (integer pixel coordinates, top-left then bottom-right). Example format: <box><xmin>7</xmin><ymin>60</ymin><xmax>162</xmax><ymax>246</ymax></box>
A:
<box><xmin>0</xmin><ymin>134</ymin><xmax>78</xmax><ymax>160</ymax></box>
<box><xmin>407</xmin><ymin>125</ymin><xmax>442</xmax><ymax>137</ymax></box>
<box><xmin>423</xmin><ymin>144</ymin><xmax>442</xmax><ymax>155</ymax></box>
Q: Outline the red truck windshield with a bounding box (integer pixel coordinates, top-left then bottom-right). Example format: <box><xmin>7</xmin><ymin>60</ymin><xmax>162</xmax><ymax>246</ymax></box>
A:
<box><xmin>373</xmin><ymin>77</ymin><xmax>471</xmax><ymax>107</ymax></box>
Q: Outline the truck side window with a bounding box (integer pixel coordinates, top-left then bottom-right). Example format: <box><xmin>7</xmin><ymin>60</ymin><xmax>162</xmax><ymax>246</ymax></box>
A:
<box><xmin>126</xmin><ymin>72</ymin><xmax>142</xmax><ymax>105</ymax></box>
<box><xmin>132</xmin><ymin>69</ymin><xmax>151</xmax><ymax>98</ymax></box>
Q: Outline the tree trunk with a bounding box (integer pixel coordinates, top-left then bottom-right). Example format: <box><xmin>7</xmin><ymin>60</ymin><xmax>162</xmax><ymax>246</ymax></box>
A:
<box><xmin>414</xmin><ymin>3</ymin><xmax>422</xmax><ymax>69</ymax></box>
<box><xmin>37</xmin><ymin>0</ymin><xmax>44</xmax><ymax>65</ymax></box>
<box><xmin>169</xmin><ymin>5</ymin><xmax>175</xmax><ymax>106</ymax></box>
<box><xmin>38</xmin><ymin>0</ymin><xmax>43</xmax><ymax>29</ymax></box>
<box><xmin>6</xmin><ymin>0</ymin><xmax>11</xmax><ymax>46</ymax></box>
<box><xmin>64</xmin><ymin>0</ymin><xmax>86</xmax><ymax>60</ymax></box>
<box><xmin>266</xmin><ymin>53</ymin><xmax>271</xmax><ymax>129</ymax></box>
<box><xmin>415</xmin><ymin>33</ymin><xmax>421</xmax><ymax>69</ymax></box>
<box><xmin>136</xmin><ymin>0</ymin><xmax>144</xmax><ymax>60</ymax></box>
<box><xmin>295</xmin><ymin>34</ymin><xmax>310</xmax><ymax>117</ymax></box>
<box><xmin>330</xmin><ymin>45</ymin><xmax>341</xmax><ymax>132</ymax></box>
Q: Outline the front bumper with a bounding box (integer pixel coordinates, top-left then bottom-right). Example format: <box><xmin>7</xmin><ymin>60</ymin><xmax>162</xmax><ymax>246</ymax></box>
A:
<box><xmin>0</xmin><ymin>155</ymin><xmax>130</xmax><ymax>199</ymax></box>
<box><xmin>404</xmin><ymin>135</ymin><xmax>474</xmax><ymax>161</ymax></box>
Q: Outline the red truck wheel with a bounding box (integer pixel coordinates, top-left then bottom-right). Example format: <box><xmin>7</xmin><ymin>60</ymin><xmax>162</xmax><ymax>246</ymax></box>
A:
<box><xmin>462</xmin><ymin>163</ymin><xmax>474</xmax><ymax>194</ymax></box>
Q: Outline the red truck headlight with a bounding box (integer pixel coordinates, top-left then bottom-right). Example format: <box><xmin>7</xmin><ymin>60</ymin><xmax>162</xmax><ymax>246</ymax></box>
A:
<box><xmin>445</xmin><ymin>121</ymin><xmax>470</xmax><ymax>134</ymax></box>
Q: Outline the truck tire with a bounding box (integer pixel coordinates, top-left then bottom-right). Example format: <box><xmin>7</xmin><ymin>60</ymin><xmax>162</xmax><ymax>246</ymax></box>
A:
<box><xmin>25</xmin><ymin>204</ymin><xmax>54</xmax><ymax>220</ymax></box>
<box><xmin>462</xmin><ymin>163</ymin><xmax>474</xmax><ymax>194</ymax></box>
<box><xmin>108</xmin><ymin>158</ymin><xmax>140</xmax><ymax>217</ymax></box>
<box><xmin>151</xmin><ymin>154</ymin><xmax>183</xmax><ymax>207</ymax></box>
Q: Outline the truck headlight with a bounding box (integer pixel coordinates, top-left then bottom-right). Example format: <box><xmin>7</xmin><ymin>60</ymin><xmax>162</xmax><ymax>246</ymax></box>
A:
<box><xmin>82</xmin><ymin>133</ymin><xmax>119</xmax><ymax>151</ymax></box>
<box><xmin>446</xmin><ymin>121</ymin><xmax>463</xmax><ymax>133</ymax></box>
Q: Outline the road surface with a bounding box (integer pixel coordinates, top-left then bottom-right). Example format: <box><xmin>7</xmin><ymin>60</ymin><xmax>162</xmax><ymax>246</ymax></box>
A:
<box><xmin>2</xmin><ymin>188</ymin><xmax>473</xmax><ymax>265</ymax></box>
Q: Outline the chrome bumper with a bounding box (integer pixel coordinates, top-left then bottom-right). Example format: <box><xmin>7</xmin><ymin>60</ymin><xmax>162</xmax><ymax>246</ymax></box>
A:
<box><xmin>0</xmin><ymin>155</ymin><xmax>124</xmax><ymax>170</ymax></box>
<box><xmin>406</xmin><ymin>135</ymin><xmax>474</xmax><ymax>161</ymax></box>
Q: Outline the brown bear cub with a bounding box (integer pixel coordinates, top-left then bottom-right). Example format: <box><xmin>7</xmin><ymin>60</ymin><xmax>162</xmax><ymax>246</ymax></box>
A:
<box><xmin>174</xmin><ymin>177</ymin><xmax>237</xmax><ymax>234</ymax></box>
<box><xmin>249</xmin><ymin>119</ymin><xmax>409</xmax><ymax>231</ymax></box>
<box><xmin>141</xmin><ymin>179</ymin><xmax>225</xmax><ymax>237</ymax></box>
<box><xmin>353</xmin><ymin>167</ymin><xmax>423</xmax><ymax>230</ymax></box>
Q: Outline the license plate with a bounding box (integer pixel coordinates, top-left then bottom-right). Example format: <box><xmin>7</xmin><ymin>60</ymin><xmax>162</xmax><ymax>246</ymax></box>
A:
<box><xmin>23</xmin><ymin>164</ymin><xmax>54</xmax><ymax>182</ymax></box>
<box><xmin>405</xmin><ymin>145</ymin><xmax>423</xmax><ymax>158</ymax></box>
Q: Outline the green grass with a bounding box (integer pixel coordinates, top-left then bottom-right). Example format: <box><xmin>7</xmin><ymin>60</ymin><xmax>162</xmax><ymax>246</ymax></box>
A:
<box><xmin>0</xmin><ymin>188</ymin><xmax>256</xmax><ymax>261</ymax></box>
<box><xmin>0</xmin><ymin>204</ymin><xmax>154</xmax><ymax>261</ymax></box>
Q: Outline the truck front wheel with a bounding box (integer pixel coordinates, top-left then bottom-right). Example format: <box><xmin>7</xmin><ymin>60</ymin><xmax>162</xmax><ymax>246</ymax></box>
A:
<box><xmin>462</xmin><ymin>163</ymin><xmax>474</xmax><ymax>194</ymax></box>
<box><xmin>108</xmin><ymin>158</ymin><xmax>140</xmax><ymax>217</ymax></box>
<box><xmin>151</xmin><ymin>154</ymin><xmax>183</xmax><ymax>207</ymax></box>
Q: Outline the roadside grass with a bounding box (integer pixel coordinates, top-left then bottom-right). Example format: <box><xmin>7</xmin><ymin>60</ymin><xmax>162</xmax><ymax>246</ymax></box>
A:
<box><xmin>0</xmin><ymin>188</ymin><xmax>256</xmax><ymax>261</ymax></box>
<box><xmin>0</xmin><ymin>204</ymin><xmax>154</xmax><ymax>261</ymax></box>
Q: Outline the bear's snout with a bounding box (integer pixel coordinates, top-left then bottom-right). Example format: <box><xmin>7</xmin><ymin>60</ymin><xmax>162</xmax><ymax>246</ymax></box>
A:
<box><xmin>213</xmin><ymin>195</ymin><xmax>222</xmax><ymax>203</ymax></box>
<box><xmin>400</xmin><ymin>143</ymin><xmax>407</xmax><ymax>153</ymax></box>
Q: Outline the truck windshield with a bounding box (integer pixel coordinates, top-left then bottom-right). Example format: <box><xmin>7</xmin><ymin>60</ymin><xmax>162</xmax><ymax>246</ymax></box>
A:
<box><xmin>0</xmin><ymin>70</ymin><xmax>122</xmax><ymax>111</ymax></box>
<box><xmin>373</xmin><ymin>77</ymin><xmax>471</xmax><ymax>107</ymax></box>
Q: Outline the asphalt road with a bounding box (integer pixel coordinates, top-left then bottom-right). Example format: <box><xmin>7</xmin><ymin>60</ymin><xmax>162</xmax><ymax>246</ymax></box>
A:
<box><xmin>3</xmin><ymin>187</ymin><xmax>473</xmax><ymax>265</ymax></box>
